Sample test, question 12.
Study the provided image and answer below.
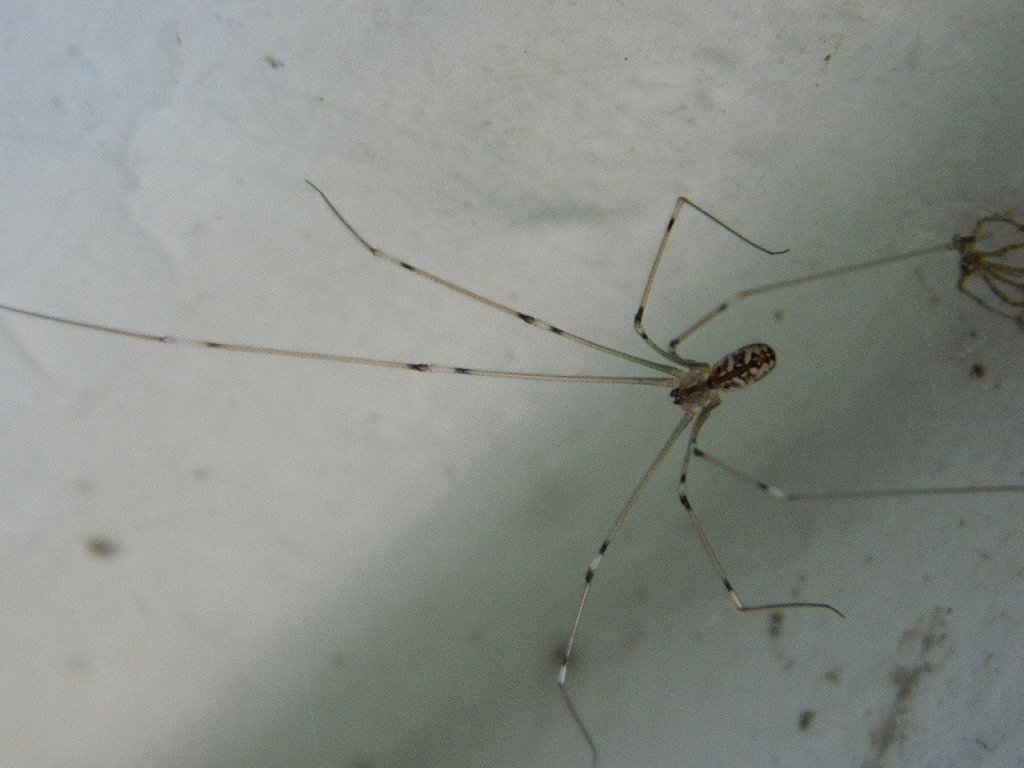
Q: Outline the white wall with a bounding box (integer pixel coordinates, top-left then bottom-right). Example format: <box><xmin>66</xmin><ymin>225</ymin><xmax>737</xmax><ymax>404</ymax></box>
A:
<box><xmin>1</xmin><ymin>3</ymin><xmax>1022</xmax><ymax>766</ymax></box>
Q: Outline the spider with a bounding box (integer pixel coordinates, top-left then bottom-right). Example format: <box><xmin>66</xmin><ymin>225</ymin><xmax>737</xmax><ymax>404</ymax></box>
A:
<box><xmin>953</xmin><ymin>211</ymin><xmax>1024</xmax><ymax>325</ymax></box>
<box><xmin>1</xmin><ymin>183</ymin><xmax>1020</xmax><ymax>767</ymax></box>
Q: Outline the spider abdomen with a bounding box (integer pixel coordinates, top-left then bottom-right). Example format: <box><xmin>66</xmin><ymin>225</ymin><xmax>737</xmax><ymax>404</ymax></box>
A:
<box><xmin>708</xmin><ymin>342</ymin><xmax>776</xmax><ymax>390</ymax></box>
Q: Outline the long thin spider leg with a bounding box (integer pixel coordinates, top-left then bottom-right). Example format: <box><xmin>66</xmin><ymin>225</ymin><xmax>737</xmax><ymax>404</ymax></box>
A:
<box><xmin>961</xmin><ymin>281</ymin><xmax>1019</xmax><ymax>320</ymax></box>
<box><xmin>986</xmin><ymin>260</ymin><xmax>1024</xmax><ymax>279</ymax></box>
<box><xmin>958</xmin><ymin>270</ymin><xmax>1024</xmax><ymax>321</ymax></box>
<box><xmin>972</xmin><ymin>212</ymin><xmax>1024</xmax><ymax>241</ymax></box>
<box><xmin>305</xmin><ymin>180</ymin><xmax>678</xmax><ymax>376</ymax></box>
<box><xmin>956</xmin><ymin>212</ymin><xmax>1024</xmax><ymax>318</ymax></box>
<box><xmin>955</xmin><ymin>213</ymin><xmax>1023</xmax><ymax>272</ymax></box>
<box><xmin>558</xmin><ymin>413</ymin><xmax>695</xmax><ymax>768</ymax></box>
<box><xmin>633</xmin><ymin>196</ymin><xmax>788</xmax><ymax>366</ymax></box>
<box><xmin>0</xmin><ymin>303</ymin><xmax>679</xmax><ymax>388</ymax></box>
<box><xmin>974</xmin><ymin>242</ymin><xmax>1024</xmax><ymax>261</ymax></box>
<box><xmin>980</xmin><ymin>274</ymin><xmax>1024</xmax><ymax>318</ymax></box>
<box><xmin>678</xmin><ymin>407</ymin><xmax>844</xmax><ymax>616</ymax></box>
<box><xmin>956</xmin><ymin>270</ymin><xmax>996</xmax><ymax>315</ymax></box>
<box><xmin>692</xmin><ymin>446</ymin><xmax>1024</xmax><ymax>499</ymax></box>
<box><xmin>669</xmin><ymin>241</ymin><xmax>955</xmax><ymax>351</ymax></box>
<box><xmin>983</xmin><ymin>267</ymin><xmax>1024</xmax><ymax>308</ymax></box>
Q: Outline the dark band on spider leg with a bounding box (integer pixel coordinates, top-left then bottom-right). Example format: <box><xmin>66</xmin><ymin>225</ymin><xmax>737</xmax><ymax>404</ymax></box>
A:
<box><xmin>633</xmin><ymin>309</ymin><xmax>652</xmax><ymax>340</ymax></box>
<box><xmin>407</xmin><ymin>363</ymin><xmax>484</xmax><ymax>375</ymax></box>
<box><xmin>517</xmin><ymin>311</ymin><xmax>569</xmax><ymax>338</ymax></box>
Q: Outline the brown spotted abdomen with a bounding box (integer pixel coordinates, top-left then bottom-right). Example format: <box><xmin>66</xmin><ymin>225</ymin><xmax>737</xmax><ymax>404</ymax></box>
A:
<box><xmin>707</xmin><ymin>343</ymin><xmax>776</xmax><ymax>390</ymax></box>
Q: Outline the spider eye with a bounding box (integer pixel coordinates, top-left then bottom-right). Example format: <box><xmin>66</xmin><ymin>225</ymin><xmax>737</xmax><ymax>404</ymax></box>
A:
<box><xmin>708</xmin><ymin>343</ymin><xmax>776</xmax><ymax>390</ymax></box>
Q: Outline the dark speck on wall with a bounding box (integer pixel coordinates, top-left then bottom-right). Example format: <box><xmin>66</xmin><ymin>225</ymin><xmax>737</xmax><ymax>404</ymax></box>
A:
<box><xmin>84</xmin><ymin>537</ymin><xmax>119</xmax><ymax>559</ymax></box>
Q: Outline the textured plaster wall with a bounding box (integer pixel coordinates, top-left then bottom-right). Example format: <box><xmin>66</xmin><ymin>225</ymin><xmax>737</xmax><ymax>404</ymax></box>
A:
<box><xmin>1</xmin><ymin>3</ymin><xmax>1022</xmax><ymax>767</ymax></box>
